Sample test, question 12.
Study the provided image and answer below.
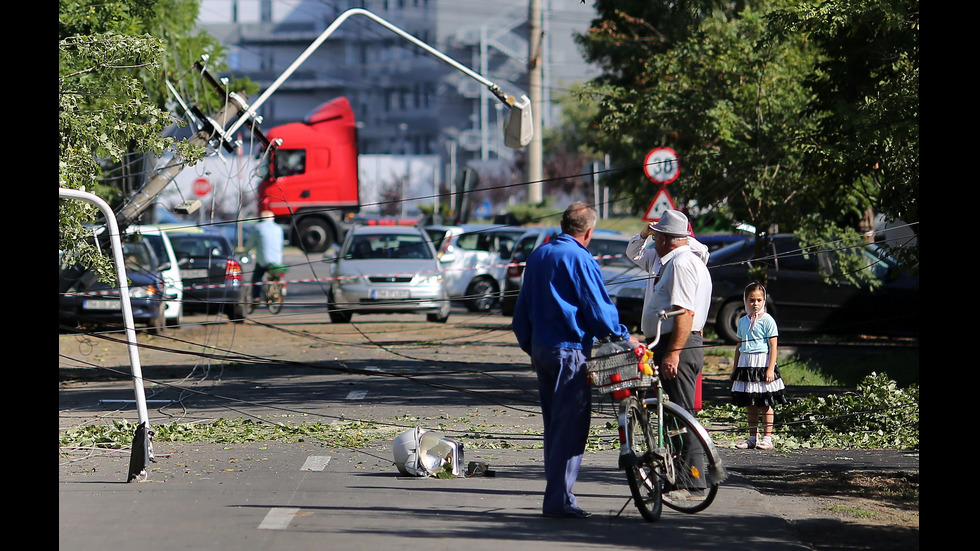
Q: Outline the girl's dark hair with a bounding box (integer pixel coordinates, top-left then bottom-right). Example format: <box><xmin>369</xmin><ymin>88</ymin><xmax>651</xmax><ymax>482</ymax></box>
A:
<box><xmin>744</xmin><ymin>282</ymin><xmax>766</xmax><ymax>299</ymax></box>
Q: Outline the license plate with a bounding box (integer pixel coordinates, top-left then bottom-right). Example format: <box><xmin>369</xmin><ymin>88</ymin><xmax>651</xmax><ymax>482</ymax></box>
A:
<box><xmin>370</xmin><ymin>289</ymin><xmax>410</xmax><ymax>299</ymax></box>
<box><xmin>83</xmin><ymin>299</ymin><xmax>121</xmax><ymax>310</ymax></box>
<box><xmin>180</xmin><ymin>269</ymin><xmax>209</xmax><ymax>279</ymax></box>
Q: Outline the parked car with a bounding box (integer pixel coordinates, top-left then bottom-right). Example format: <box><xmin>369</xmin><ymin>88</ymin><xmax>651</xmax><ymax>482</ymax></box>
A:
<box><xmin>126</xmin><ymin>225</ymin><xmax>184</xmax><ymax>328</ymax></box>
<box><xmin>426</xmin><ymin>224</ymin><xmax>526</xmax><ymax>312</ymax></box>
<box><xmin>324</xmin><ymin>225</ymin><xmax>452</xmax><ymax>323</ymax></box>
<box><xmin>500</xmin><ymin>226</ymin><xmax>562</xmax><ymax>315</ymax></box>
<box><xmin>164</xmin><ymin>229</ymin><xmax>248</xmax><ymax>322</ymax></box>
<box><xmin>499</xmin><ymin>227</ymin><xmax>633</xmax><ymax>316</ymax></box>
<box><xmin>423</xmin><ymin>225</ymin><xmax>464</xmax><ymax>257</ymax></box>
<box><xmin>603</xmin><ymin>232</ymin><xmax>751</xmax><ymax>330</ymax></box>
<box><xmin>59</xmin><ymin>238</ymin><xmax>169</xmax><ymax>334</ymax></box>
<box><xmin>696</xmin><ymin>232</ymin><xmax>752</xmax><ymax>252</ymax></box>
<box><xmin>706</xmin><ymin>235</ymin><xmax>919</xmax><ymax>343</ymax></box>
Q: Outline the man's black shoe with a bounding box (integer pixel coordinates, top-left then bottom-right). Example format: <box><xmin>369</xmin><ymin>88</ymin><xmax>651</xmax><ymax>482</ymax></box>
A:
<box><xmin>543</xmin><ymin>508</ymin><xmax>591</xmax><ymax>518</ymax></box>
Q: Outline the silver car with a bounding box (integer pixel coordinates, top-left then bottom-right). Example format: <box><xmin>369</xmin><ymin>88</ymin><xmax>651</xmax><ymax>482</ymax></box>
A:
<box><xmin>325</xmin><ymin>225</ymin><xmax>452</xmax><ymax>323</ymax></box>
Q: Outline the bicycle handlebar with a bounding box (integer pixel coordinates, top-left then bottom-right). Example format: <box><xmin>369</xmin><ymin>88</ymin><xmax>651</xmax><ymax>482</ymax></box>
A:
<box><xmin>646</xmin><ymin>308</ymin><xmax>686</xmax><ymax>348</ymax></box>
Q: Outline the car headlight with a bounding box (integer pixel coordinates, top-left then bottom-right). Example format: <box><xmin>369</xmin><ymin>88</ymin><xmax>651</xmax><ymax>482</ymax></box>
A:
<box><xmin>417</xmin><ymin>274</ymin><xmax>443</xmax><ymax>286</ymax></box>
<box><xmin>335</xmin><ymin>274</ymin><xmax>363</xmax><ymax>286</ymax></box>
<box><xmin>129</xmin><ymin>285</ymin><xmax>159</xmax><ymax>298</ymax></box>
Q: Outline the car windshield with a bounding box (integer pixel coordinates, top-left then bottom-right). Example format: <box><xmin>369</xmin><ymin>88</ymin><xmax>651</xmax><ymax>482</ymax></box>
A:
<box><xmin>346</xmin><ymin>233</ymin><xmax>433</xmax><ymax>260</ymax></box>
<box><xmin>122</xmin><ymin>240</ymin><xmax>157</xmax><ymax>273</ymax></box>
<box><xmin>170</xmin><ymin>235</ymin><xmax>232</xmax><ymax>259</ymax></box>
<box><xmin>138</xmin><ymin>234</ymin><xmax>168</xmax><ymax>266</ymax></box>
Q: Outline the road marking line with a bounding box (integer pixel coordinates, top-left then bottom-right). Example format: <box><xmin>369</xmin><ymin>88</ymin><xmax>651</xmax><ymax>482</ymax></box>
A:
<box><xmin>301</xmin><ymin>455</ymin><xmax>331</xmax><ymax>471</ymax></box>
<box><xmin>346</xmin><ymin>390</ymin><xmax>367</xmax><ymax>400</ymax></box>
<box><xmin>258</xmin><ymin>507</ymin><xmax>300</xmax><ymax>530</ymax></box>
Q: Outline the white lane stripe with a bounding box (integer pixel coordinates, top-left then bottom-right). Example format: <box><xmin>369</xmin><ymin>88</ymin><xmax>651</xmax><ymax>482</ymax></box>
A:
<box><xmin>301</xmin><ymin>455</ymin><xmax>331</xmax><ymax>471</ymax></box>
<box><xmin>346</xmin><ymin>390</ymin><xmax>367</xmax><ymax>400</ymax></box>
<box><xmin>258</xmin><ymin>507</ymin><xmax>300</xmax><ymax>530</ymax></box>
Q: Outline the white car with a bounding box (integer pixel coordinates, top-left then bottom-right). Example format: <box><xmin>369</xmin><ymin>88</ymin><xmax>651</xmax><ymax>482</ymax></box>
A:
<box><xmin>324</xmin><ymin>225</ymin><xmax>452</xmax><ymax>323</ymax></box>
<box><xmin>125</xmin><ymin>225</ymin><xmax>184</xmax><ymax>328</ymax></box>
<box><xmin>426</xmin><ymin>224</ymin><xmax>526</xmax><ymax>312</ymax></box>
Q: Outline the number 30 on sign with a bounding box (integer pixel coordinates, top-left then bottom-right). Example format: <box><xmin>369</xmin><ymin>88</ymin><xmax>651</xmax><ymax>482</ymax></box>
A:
<box><xmin>643</xmin><ymin>147</ymin><xmax>680</xmax><ymax>185</ymax></box>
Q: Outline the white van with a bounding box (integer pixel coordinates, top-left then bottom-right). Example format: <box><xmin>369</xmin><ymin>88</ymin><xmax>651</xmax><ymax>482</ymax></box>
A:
<box><xmin>126</xmin><ymin>225</ymin><xmax>184</xmax><ymax>328</ymax></box>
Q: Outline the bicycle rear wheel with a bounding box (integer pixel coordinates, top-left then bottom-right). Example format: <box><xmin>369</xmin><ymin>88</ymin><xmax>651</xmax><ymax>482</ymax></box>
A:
<box><xmin>622</xmin><ymin>397</ymin><xmax>663</xmax><ymax>522</ymax></box>
<box><xmin>659</xmin><ymin>401</ymin><xmax>723</xmax><ymax>513</ymax></box>
<box><xmin>267</xmin><ymin>281</ymin><xmax>284</xmax><ymax>314</ymax></box>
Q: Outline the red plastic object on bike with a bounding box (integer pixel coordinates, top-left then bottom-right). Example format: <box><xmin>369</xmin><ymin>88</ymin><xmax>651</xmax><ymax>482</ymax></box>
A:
<box><xmin>609</xmin><ymin>373</ymin><xmax>631</xmax><ymax>400</ymax></box>
<box><xmin>694</xmin><ymin>372</ymin><xmax>702</xmax><ymax>411</ymax></box>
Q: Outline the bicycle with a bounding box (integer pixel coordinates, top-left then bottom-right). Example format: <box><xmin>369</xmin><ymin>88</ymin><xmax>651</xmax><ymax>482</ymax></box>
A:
<box><xmin>247</xmin><ymin>263</ymin><xmax>288</xmax><ymax>315</ymax></box>
<box><xmin>587</xmin><ymin>309</ymin><xmax>727</xmax><ymax>522</ymax></box>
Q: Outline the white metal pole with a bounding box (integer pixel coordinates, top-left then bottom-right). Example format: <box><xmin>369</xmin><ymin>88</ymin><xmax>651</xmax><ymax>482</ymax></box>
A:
<box><xmin>59</xmin><ymin>188</ymin><xmax>150</xmax><ymax>427</ymax></box>
<box><xmin>224</xmin><ymin>8</ymin><xmax>511</xmax><ymax>139</ymax></box>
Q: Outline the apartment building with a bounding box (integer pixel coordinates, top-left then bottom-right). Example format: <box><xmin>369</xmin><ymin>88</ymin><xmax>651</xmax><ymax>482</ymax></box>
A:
<box><xmin>194</xmin><ymin>0</ymin><xmax>598</xmax><ymax>202</ymax></box>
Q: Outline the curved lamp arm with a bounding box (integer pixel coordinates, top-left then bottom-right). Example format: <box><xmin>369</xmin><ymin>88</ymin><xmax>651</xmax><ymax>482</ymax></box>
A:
<box><xmin>223</xmin><ymin>8</ymin><xmax>532</xmax><ymax>148</ymax></box>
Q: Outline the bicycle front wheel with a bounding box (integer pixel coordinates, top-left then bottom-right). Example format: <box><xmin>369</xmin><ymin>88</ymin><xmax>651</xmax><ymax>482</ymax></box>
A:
<box><xmin>660</xmin><ymin>401</ymin><xmax>724</xmax><ymax>513</ymax></box>
<box><xmin>622</xmin><ymin>397</ymin><xmax>663</xmax><ymax>522</ymax></box>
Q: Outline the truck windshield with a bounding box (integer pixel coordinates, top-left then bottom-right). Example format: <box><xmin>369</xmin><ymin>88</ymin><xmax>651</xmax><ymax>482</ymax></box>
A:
<box><xmin>274</xmin><ymin>150</ymin><xmax>306</xmax><ymax>177</ymax></box>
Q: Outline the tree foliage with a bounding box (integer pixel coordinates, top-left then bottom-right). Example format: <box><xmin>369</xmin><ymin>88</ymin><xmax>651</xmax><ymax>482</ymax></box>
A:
<box><xmin>58</xmin><ymin>0</ymin><xmax>228</xmax><ymax>275</ymax></box>
<box><xmin>574</xmin><ymin>0</ymin><xmax>918</xmax><ymax>273</ymax></box>
<box><xmin>767</xmin><ymin>0</ymin><xmax>918</xmax><ymax>270</ymax></box>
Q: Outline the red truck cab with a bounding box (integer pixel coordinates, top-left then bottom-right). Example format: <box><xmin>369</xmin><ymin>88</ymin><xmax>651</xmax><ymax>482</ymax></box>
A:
<box><xmin>257</xmin><ymin>97</ymin><xmax>360</xmax><ymax>252</ymax></box>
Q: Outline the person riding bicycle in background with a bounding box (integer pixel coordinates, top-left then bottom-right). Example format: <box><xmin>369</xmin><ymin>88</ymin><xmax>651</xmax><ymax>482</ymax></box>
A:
<box><xmin>244</xmin><ymin>210</ymin><xmax>285</xmax><ymax>304</ymax></box>
<box><xmin>512</xmin><ymin>201</ymin><xmax>639</xmax><ymax>519</ymax></box>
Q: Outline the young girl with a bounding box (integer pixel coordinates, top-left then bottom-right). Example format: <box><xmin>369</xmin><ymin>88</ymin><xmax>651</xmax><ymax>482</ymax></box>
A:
<box><xmin>730</xmin><ymin>283</ymin><xmax>787</xmax><ymax>450</ymax></box>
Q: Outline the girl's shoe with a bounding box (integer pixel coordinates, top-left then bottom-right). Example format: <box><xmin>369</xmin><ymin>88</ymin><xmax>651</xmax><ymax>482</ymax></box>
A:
<box><xmin>756</xmin><ymin>436</ymin><xmax>774</xmax><ymax>450</ymax></box>
<box><xmin>735</xmin><ymin>437</ymin><xmax>756</xmax><ymax>449</ymax></box>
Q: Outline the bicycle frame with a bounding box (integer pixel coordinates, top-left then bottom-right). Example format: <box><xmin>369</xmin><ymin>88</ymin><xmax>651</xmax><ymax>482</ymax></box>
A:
<box><xmin>613</xmin><ymin>309</ymin><xmax>678</xmax><ymax>471</ymax></box>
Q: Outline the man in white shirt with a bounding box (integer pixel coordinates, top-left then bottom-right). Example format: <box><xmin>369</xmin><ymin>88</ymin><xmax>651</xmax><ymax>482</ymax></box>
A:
<box><xmin>624</xmin><ymin>209</ymin><xmax>712</xmax><ymax>414</ymax></box>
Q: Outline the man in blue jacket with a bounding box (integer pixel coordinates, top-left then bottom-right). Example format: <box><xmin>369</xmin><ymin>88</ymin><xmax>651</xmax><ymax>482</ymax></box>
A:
<box><xmin>513</xmin><ymin>202</ymin><xmax>637</xmax><ymax>519</ymax></box>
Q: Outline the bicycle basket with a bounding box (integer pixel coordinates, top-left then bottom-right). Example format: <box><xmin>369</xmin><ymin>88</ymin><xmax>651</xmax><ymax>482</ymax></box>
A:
<box><xmin>586</xmin><ymin>348</ymin><xmax>653</xmax><ymax>394</ymax></box>
<box><xmin>268</xmin><ymin>264</ymin><xmax>288</xmax><ymax>277</ymax></box>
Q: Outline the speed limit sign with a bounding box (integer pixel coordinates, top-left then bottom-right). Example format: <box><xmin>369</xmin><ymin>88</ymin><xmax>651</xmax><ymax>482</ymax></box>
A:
<box><xmin>643</xmin><ymin>147</ymin><xmax>680</xmax><ymax>184</ymax></box>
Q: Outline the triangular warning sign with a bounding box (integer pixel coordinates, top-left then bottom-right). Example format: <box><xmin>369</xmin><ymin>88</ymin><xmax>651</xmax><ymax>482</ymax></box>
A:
<box><xmin>642</xmin><ymin>187</ymin><xmax>677</xmax><ymax>222</ymax></box>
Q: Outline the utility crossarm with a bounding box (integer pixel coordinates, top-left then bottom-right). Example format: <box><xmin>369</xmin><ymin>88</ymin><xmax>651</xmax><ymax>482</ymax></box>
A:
<box><xmin>113</xmin><ymin>96</ymin><xmax>249</xmax><ymax>231</ymax></box>
<box><xmin>114</xmin><ymin>62</ymin><xmax>272</xmax><ymax>230</ymax></box>
<box><xmin>222</xmin><ymin>8</ymin><xmax>533</xmax><ymax>149</ymax></box>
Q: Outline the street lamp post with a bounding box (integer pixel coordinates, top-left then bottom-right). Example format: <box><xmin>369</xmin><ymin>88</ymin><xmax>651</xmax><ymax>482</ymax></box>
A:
<box><xmin>221</xmin><ymin>8</ymin><xmax>532</xmax><ymax>152</ymax></box>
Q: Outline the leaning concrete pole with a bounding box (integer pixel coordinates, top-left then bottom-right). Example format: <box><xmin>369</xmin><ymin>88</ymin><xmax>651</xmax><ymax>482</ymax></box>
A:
<box><xmin>114</xmin><ymin>97</ymin><xmax>248</xmax><ymax>230</ymax></box>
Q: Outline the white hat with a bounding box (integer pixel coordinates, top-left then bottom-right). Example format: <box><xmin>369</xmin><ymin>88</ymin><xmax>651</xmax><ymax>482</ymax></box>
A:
<box><xmin>649</xmin><ymin>210</ymin><xmax>690</xmax><ymax>237</ymax></box>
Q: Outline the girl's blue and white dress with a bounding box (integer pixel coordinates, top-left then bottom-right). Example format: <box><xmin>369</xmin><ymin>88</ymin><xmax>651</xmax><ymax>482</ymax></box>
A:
<box><xmin>730</xmin><ymin>313</ymin><xmax>787</xmax><ymax>407</ymax></box>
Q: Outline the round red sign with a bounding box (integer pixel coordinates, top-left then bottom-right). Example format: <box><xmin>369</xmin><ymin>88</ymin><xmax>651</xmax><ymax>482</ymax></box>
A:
<box><xmin>192</xmin><ymin>177</ymin><xmax>211</xmax><ymax>197</ymax></box>
<box><xmin>643</xmin><ymin>147</ymin><xmax>680</xmax><ymax>184</ymax></box>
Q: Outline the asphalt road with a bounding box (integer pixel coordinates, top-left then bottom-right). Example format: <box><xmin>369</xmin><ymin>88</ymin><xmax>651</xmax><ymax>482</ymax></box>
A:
<box><xmin>59</xmin><ymin>302</ymin><xmax>918</xmax><ymax>551</ymax></box>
